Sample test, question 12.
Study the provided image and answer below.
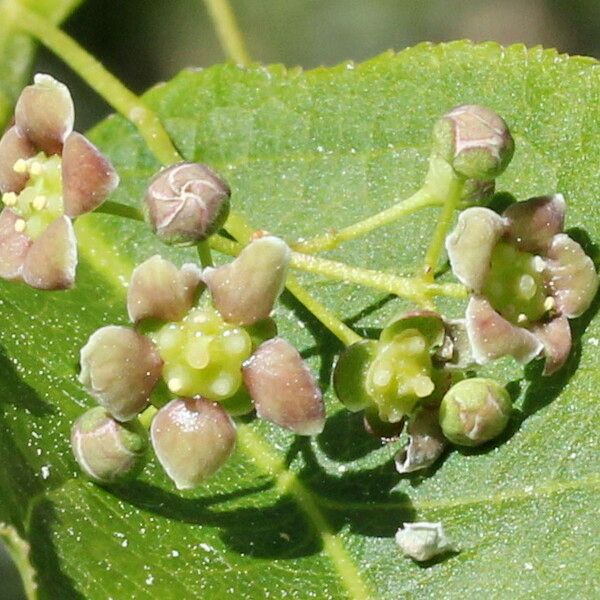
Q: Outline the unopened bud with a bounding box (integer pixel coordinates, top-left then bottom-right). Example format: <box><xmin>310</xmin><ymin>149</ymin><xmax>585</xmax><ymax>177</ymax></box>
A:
<box><xmin>144</xmin><ymin>162</ymin><xmax>230</xmax><ymax>245</ymax></box>
<box><xmin>432</xmin><ymin>104</ymin><xmax>514</xmax><ymax>181</ymax></box>
<box><xmin>151</xmin><ymin>398</ymin><xmax>236</xmax><ymax>489</ymax></box>
<box><xmin>71</xmin><ymin>407</ymin><xmax>147</xmax><ymax>484</ymax></box>
<box><xmin>439</xmin><ymin>378</ymin><xmax>511</xmax><ymax>446</ymax></box>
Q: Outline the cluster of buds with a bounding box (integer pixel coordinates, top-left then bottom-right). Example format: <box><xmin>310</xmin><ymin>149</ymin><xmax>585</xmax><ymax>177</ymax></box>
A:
<box><xmin>72</xmin><ymin>165</ymin><xmax>324</xmax><ymax>488</ymax></box>
<box><xmin>0</xmin><ymin>74</ymin><xmax>118</xmax><ymax>289</ymax></box>
<box><xmin>334</xmin><ymin>104</ymin><xmax>597</xmax><ymax>476</ymax></box>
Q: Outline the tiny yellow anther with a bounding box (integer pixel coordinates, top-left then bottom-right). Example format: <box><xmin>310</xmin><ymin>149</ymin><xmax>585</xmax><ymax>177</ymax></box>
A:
<box><xmin>2</xmin><ymin>192</ymin><xmax>17</xmax><ymax>207</ymax></box>
<box><xmin>32</xmin><ymin>195</ymin><xmax>47</xmax><ymax>211</ymax></box>
<box><xmin>29</xmin><ymin>162</ymin><xmax>42</xmax><ymax>176</ymax></box>
<box><xmin>13</xmin><ymin>159</ymin><xmax>27</xmax><ymax>174</ymax></box>
<box><xmin>544</xmin><ymin>296</ymin><xmax>555</xmax><ymax>312</ymax></box>
<box><xmin>14</xmin><ymin>218</ymin><xmax>26</xmax><ymax>233</ymax></box>
<box><xmin>167</xmin><ymin>377</ymin><xmax>183</xmax><ymax>393</ymax></box>
<box><xmin>517</xmin><ymin>313</ymin><xmax>528</xmax><ymax>324</ymax></box>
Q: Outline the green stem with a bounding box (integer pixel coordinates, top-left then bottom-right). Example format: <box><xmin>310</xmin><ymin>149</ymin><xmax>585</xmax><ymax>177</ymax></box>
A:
<box><xmin>197</xmin><ymin>240</ymin><xmax>214</xmax><ymax>267</ymax></box>
<box><xmin>290</xmin><ymin>252</ymin><xmax>466</xmax><ymax>301</ymax></box>
<box><xmin>93</xmin><ymin>200</ymin><xmax>144</xmax><ymax>222</ymax></box>
<box><xmin>293</xmin><ymin>187</ymin><xmax>438</xmax><ymax>254</ymax></box>
<box><xmin>203</xmin><ymin>0</ymin><xmax>252</xmax><ymax>66</ymax></box>
<box><xmin>6</xmin><ymin>1</ymin><xmax>181</xmax><ymax>166</ymax></box>
<box><xmin>285</xmin><ymin>275</ymin><xmax>362</xmax><ymax>346</ymax></box>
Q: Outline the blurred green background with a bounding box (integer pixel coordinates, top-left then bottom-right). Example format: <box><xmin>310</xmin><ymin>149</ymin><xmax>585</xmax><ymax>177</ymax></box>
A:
<box><xmin>2</xmin><ymin>0</ymin><xmax>599</xmax><ymax>598</ymax></box>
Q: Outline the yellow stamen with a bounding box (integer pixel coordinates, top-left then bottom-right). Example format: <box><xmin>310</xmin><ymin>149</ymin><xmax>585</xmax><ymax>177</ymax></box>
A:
<box><xmin>517</xmin><ymin>313</ymin><xmax>528</xmax><ymax>324</ymax></box>
<box><xmin>14</xmin><ymin>219</ymin><xmax>26</xmax><ymax>233</ymax></box>
<box><xmin>2</xmin><ymin>192</ymin><xmax>17</xmax><ymax>207</ymax></box>
<box><xmin>167</xmin><ymin>377</ymin><xmax>183</xmax><ymax>393</ymax></box>
<box><xmin>29</xmin><ymin>162</ymin><xmax>42</xmax><ymax>176</ymax></box>
<box><xmin>544</xmin><ymin>296</ymin><xmax>555</xmax><ymax>312</ymax></box>
<box><xmin>13</xmin><ymin>159</ymin><xmax>27</xmax><ymax>174</ymax></box>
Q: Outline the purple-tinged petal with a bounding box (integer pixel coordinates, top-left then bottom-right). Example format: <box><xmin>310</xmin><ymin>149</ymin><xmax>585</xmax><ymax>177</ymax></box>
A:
<box><xmin>79</xmin><ymin>326</ymin><xmax>162</xmax><ymax>421</ymax></box>
<box><xmin>466</xmin><ymin>296</ymin><xmax>543</xmax><ymax>365</ymax></box>
<box><xmin>144</xmin><ymin>162</ymin><xmax>230</xmax><ymax>245</ymax></box>
<box><xmin>0</xmin><ymin>126</ymin><xmax>36</xmax><ymax>193</ymax></box>
<box><xmin>546</xmin><ymin>233</ymin><xmax>598</xmax><ymax>318</ymax></box>
<box><xmin>22</xmin><ymin>216</ymin><xmax>76</xmax><ymax>290</ymax></box>
<box><xmin>532</xmin><ymin>316</ymin><xmax>572</xmax><ymax>376</ymax></box>
<box><xmin>127</xmin><ymin>255</ymin><xmax>203</xmax><ymax>323</ymax></box>
<box><xmin>395</xmin><ymin>407</ymin><xmax>446</xmax><ymax>474</ymax></box>
<box><xmin>14</xmin><ymin>74</ymin><xmax>74</xmax><ymax>155</ymax></box>
<box><xmin>0</xmin><ymin>208</ymin><xmax>31</xmax><ymax>281</ymax></box>
<box><xmin>504</xmin><ymin>194</ymin><xmax>566</xmax><ymax>253</ymax></box>
<box><xmin>204</xmin><ymin>236</ymin><xmax>291</xmax><ymax>326</ymax></box>
<box><xmin>446</xmin><ymin>207</ymin><xmax>506</xmax><ymax>291</ymax></box>
<box><xmin>62</xmin><ymin>132</ymin><xmax>119</xmax><ymax>217</ymax></box>
<box><xmin>243</xmin><ymin>337</ymin><xmax>325</xmax><ymax>435</ymax></box>
<box><xmin>151</xmin><ymin>398</ymin><xmax>236</xmax><ymax>489</ymax></box>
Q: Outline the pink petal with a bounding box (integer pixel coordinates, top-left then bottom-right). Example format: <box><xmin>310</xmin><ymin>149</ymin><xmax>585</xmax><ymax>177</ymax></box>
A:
<box><xmin>546</xmin><ymin>233</ymin><xmax>598</xmax><ymax>318</ymax></box>
<box><xmin>127</xmin><ymin>255</ymin><xmax>203</xmax><ymax>323</ymax></box>
<box><xmin>504</xmin><ymin>194</ymin><xmax>566</xmax><ymax>253</ymax></box>
<box><xmin>243</xmin><ymin>337</ymin><xmax>325</xmax><ymax>435</ymax></box>
<box><xmin>79</xmin><ymin>326</ymin><xmax>163</xmax><ymax>421</ymax></box>
<box><xmin>62</xmin><ymin>132</ymin><xmax>119</xmax><ymax>217</ymax></box>
<box><xmin>466</xmin><ymin>296</ymin><xmax>543</xmax><ymax>365</ymax></box>
<box><xmin>446</xmin><ymin>207</ymin><xmax>506</xmax><ymax>291</ymax></box>
<box><xmin>151</xmin><ymin>398</ymin><xmax>236</xmax><ymax>489</ymax></box>
<box><xmin>15</xmin><ymin>74</ymin><xmax>74</xmax><ymax>155</ymax></box>
<box><xmin>532</xmin><ymin>316</ymin><xmax>572</xmax><ymax>376</ymax></box>
<box><xmin>22</xmin><ymin>216</ymin><xmax>77</xmax><ymax>290</ymax></box>
<box><xmin>0</xmin><ymin>126</ymin><xmax>36</xmax><ymax>193</ymax></box>
<box><xmin>0</xmin><ymin>208</ymin><xmax>31</xmax><ymax>281</ymax></box>
<box><xmin>204</xmin><ymin>236</ymin><xmax>291</xmax><ymax>326</ymax></box>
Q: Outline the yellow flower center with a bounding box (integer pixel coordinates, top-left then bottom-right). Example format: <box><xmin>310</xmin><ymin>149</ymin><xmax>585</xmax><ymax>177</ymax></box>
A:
<box><xmin>150</xmin><ymin>306</ymin><xmax>252</xmax><ymax>401</ymax></box>
<box><xmin>2</xmin><ymin>152</ymin><xmax>64</xmax><ymax>239</ymax></box>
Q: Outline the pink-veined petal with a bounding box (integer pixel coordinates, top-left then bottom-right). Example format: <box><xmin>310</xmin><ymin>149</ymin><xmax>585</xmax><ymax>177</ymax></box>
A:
<box><xmin>0</xmin><ymin>208</ymin><xmax>31</xmax><ymax>281</ymax></box>
<box><xmin>446</xmin><ymin>207</ymin><xmax>506</xmax><ymax>291</ymax></box>
<box><xmin>0</xmin><ymin>126</ymin><xmax>35</xmax><ymax>194</ymax></box>
<box><xmin>22</xmin><ymin>216</ymin><xmax>77</xmax><ymax>290</ymax></box>
<box><xmin>465</xmin><ymin>296</ymin><xmax>543</xmax><ymax>365</ymax></box>
<box><xmin>62</xmin><ymin>132</ymin><xmax>119</xmax><ymax>217</ymax></box>
<box><xmin>532</xmin><ymin>316</ymin><xmax>572</xmax><ymax>376</ymax></box>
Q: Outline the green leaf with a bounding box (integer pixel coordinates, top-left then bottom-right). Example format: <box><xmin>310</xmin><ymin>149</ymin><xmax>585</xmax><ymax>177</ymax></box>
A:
<box><xmin>0</xmin><ymin>0</ymin><xmax>82</xmax><ymax>128</ymax></box>
<box><xmin>0</xmin><ymin>42</ymin><xmax>599</xmax><ymax>598</ymax></box>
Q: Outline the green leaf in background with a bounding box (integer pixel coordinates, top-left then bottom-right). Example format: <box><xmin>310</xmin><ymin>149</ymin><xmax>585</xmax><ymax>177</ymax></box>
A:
<box><xmin>0</xmin><ymin>41</ymin><xmax>598</xmax><ymax>598</ymax></box>
<box><xmin>0</xmin><ymin>0</ymin><xmax>82</xmax><ymax>127</ymax></box>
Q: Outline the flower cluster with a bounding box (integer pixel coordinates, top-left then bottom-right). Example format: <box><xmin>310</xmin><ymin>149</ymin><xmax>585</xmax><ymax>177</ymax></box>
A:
<box><xmin>0</xmin><ymin>74</ymin><xmax>118</xmax><ymax>289</ymax></box>
<box><xmin>74</xmin><ymin>225</ymin><xmax>324</xmax><ymax>489</ymax></box>
<box><xmin>333</xmin><ymin>104</ymin><xmax>598</xmax><ymax>474</ymax></box>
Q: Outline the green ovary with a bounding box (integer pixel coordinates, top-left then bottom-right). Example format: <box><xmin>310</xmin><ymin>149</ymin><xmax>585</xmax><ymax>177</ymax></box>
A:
<box><xmin>366</xmin><ymin>328</ymin><xmax>435</xmax><ymax>423</ymax></box>
<box><xmin>150</xmin><ymin>306</ymin><xmax>252</xmax><ymax>401</ymax></box>
<box><xmin>483</xmin><ymin>242</ymin><xmax>548</xmax><ymax>325</ymax></box>
<box><xmin>1</xmin><ymin>153</ymin><xmax>64</xmax><ymax>239</ymax></box>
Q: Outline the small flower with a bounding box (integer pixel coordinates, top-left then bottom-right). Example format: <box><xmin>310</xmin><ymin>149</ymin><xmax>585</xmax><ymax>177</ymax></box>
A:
<box><xmin>439</xmin><ymin>378</ymin><xmax>512</xmax><ymax>446</ymax></box>
<box><xmin>144</xmin><ymin>162</ymin><xmax>230</xmax><ymax>245</ymax></box>
<box><xmin>151</xmin><ymin>398</ymin><xmax>236</xmax><ymax>489</ymax></box>
<box><xmin>395</xmin><ymin>522</ymin><xmax>454</xmax><ymax>562</ymax></box>
<box><xmin>78</xmin><ymin>239</ymin><xmax>323</xmax><ymax>487</ymax></box>
<box><xmin>334</xmin><ymin>311</ymin><xmax>466</xmax><ymax>425</ymax></box>
<box><xmin>71</xmin><ymin>407</ymin><xmax>148</xmax><ymax>484</ymax></box>
<box><xmin>0</xmin><ymin>74</ymin><xmax>119</xmax><ymax>289</ymax></box>
<box><xmin>446</xmin><ymin>194</ymin><xmax>598</xmax><ymax>374</ymax></box>
<box><xmin>432</xmin><ymin>104</ymin><xmax>514</xmax><ymax>181</ymax></box>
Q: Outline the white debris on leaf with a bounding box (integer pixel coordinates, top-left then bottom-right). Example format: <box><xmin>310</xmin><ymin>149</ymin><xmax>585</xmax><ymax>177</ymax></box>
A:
<box><xmin>395</xmin><ymin>522</ymin><xmax>454</xmax><ymax>561</ymax></box>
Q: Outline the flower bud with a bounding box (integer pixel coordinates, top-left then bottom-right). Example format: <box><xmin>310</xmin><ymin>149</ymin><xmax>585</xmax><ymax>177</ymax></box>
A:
<box><xmin>71</xmin><ymin>407</ymin><xmax>147</xmax><ymax>484</ymax></box>
<box><xmin>204</xmin><ymin>236</ymin><xmax>291</xmax><ymax>326</ymax></box>
<box><xmin>439</xmin><ymin>378</ymin><xmax>511</xmax><ymax>446</ymax></box>
<box><xmin>151</xmin><ymin>398</ymin><xmax>236</xmax><ymax>489</ymax></box>
<box><xmin>144</xmin><ymin>162</ymin><xmax>230</xmax><ymax>245</ymax></box>
<box><xmin>243</xmin><ymin>337</ymin><xmax>325</xmax><ymax>435</ymax></box>
<box><xmin>395</xmin><ymin>522</ymin><xmax>453</xmax><ymax>562</ymax></box>
<box><xmin>432</xmin><ymin>104</ymin><xmax>514</xmax><ymax>181</ymax></box>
